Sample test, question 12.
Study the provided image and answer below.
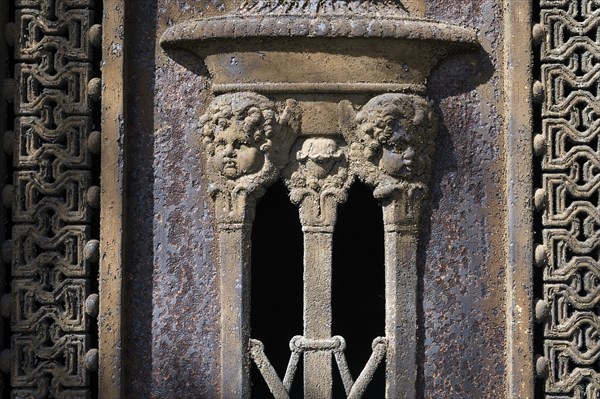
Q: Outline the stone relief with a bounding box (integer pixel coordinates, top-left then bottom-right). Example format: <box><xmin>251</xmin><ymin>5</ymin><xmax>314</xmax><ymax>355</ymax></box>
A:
<box><xmin>284</xmin><ymin>137</ymin><xmax>352</xmax><ymax>228</ymax></box>
<box><xmin>159</xmin><ymin>0</ymin><xmax>479</xmax><ymax>394</ymax></box>
<box><xmin>199</xmin><ymin>92</ymin><xmax>299</xmax><ymax>224</ymax></box>
<box><xmin>342</xmin><ymin>94</ymin><xmax>436</xmax><ymax>200</ymax></box>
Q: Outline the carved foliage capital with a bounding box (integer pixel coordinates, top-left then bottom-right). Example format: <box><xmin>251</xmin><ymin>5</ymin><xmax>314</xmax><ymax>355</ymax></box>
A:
<box><xmin>199</xmin><ymin>92</ymin><xmax>300</xmax><ymax>224</ymax></box>
<box><xmin>284</xmin><ymin>137</ymin><xmax>352</xmax><ymax>229</ymax></box>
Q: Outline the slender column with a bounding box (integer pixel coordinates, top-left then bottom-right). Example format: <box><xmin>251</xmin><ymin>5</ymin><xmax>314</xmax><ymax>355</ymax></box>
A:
<box><xmin>219</xmin><ymin>223</ymin><xmax>252</xmax><ymax>399</ymax></box>
<box><xmin>383</xmin><ymin>201</ymin><xmax>419</xmax><ymax>399</ymax></box>
<box><xmin>284</xmin><ymin>136</ymin><xmax>350</xmax><ymax>399</ymax></box>
<box><xmin>344</xmin><ymin>94</ymin><xmax>436</xmax><ymax>399</ymax></box>
<box><xmin>302</xmin><ymin>227</ymin><xmax>334</xmax><ymax>398</ymax></box>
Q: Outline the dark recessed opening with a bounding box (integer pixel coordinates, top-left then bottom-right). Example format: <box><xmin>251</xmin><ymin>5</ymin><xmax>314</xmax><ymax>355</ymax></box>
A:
<box><xmin>332</xmin><ymin>181</ymin><xmax>386</xmax><ymax>398</ymax></box>
<box><xmin>251</xmin><ymin>180</ymin><xmax>304</xmax><ymax>398</ymax></box>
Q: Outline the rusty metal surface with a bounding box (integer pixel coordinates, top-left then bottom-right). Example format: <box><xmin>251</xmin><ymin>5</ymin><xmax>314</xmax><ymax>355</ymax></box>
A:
<box><xmin>122</xmin><ymin>0</ymin><xmax>509</xmax><ymax>398</ymax></box>
<box><xmin>423</xmin><ymin>0</ymin><xmax>507</xmax><ymax>397</ymax></box>
<box><xmin>123</xmin><ymin>1</ymin><xmax>223</xmax><ymax>398</ymax></box>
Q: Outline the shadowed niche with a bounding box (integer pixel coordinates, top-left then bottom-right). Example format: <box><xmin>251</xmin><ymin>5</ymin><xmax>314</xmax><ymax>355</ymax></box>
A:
<box><xmin>332</xmin><ymin>181</ymin><xmax>385</xmax><ymax>397</ymax></box>
<box><xmin>251</xmin><ymin>181</ymin><xmax>304</xmax><ymax>398</ymax></box>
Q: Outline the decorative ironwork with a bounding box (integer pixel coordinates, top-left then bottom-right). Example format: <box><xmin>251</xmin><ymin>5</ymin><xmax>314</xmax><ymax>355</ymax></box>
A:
<box><xmin>534</xmin><ymin>0</ymin><xmax>600</xmax><ymax>397</ymax></box>
<box><xmin>2</xmin><ymin>0</ymin><xmax>101</xmax><ymax>397</ymax></box>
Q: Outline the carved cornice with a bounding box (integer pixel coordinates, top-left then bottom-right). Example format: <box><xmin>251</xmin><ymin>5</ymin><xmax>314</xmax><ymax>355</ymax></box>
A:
<box><xmin>160</xmin><ymin>15</ymin><xmax>477</xmax><ymax>48</ymax></box>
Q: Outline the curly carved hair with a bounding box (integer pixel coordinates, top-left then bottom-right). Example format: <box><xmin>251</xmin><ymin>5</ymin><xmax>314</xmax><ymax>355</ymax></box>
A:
<box><xmin>355</xmin><ymin>93</ymin><xmax>436</xmax><ymax>161</ymax></box>
<box><xmin>199</xmin><ymin>92</ymin><xmax>277</xmax><ymax>155</ymax></box>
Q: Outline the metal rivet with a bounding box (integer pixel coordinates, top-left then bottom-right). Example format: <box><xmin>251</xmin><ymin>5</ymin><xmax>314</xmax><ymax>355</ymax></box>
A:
<box><xmin>88</xmin><ymin>24</ymin><xmax>102</xmax><ymax>48</ymax></box>
<box><xmin>85</xmin><ymin>293</ymin><xmax>99</xmax><ymax>318</ymax></box>
<box><xmin>533</xmin><ymin>134</ymin><xmax>546</xmax><ymax>157</ymax></box>
<box><xmin>535</xmin><ymin>244</ymin><xmax>547</xmax><ymax>268</ymax></box>
<box><xmin>3</xmin><ymin>130</ymin><xmax>14</xmax><ymax>155</ymax></box>
<box><xmin>532</xmin><ymin>23</ymin><xmax>545</xmax><ymax>46</ymax></box>
<box><xmin>84</xmin><ymin>240</ymin><xmax>100</xmax><ymax>263</ymax></box>
<box><xmin>0</xmin><ymin>294</ymin><xmax>13</xmax><ymax>318</ymax></box>
<box><xmin>85</xmin><ymin>348</ymin><xmax>99</xmax><ymax>372</ymax></box>
<box><xmin>86</xmin><ymin>186</ymin><xmax>101</xmax><ymax>209</ymax></box>
<box><xmin>533</xmin><ymin>80</ymin><xmax>545</xmax><ymax>103</ymax></box>
<box><xmin>87</xmin><ymin>131</ymin><xmax>101</xmax><ymax>155</ymax></box>
<box><xmin>88</xmin><ymin>78</ymin><xmax>102</xmax><ymax>102</ymax></box>
<box><xmin>4</xmin><ymin>79</ymin><xmax>15</xmax><ymax>103</ymax></box>
<box><xmin>0</xmin><ymin>349</ymin><xmax>10</xmax><ymax>373</ymax></box>
<box><xmin>2</xmin><ymin>185</ymin><xmax>13</xmax><ymax>208</ymax></box>
<box><xmin>534</xmin><ymin>188</ymin><xmax>547</xmax><ymax>211</ymax></box>
<box><xmin>4</xmin><ymin>23</ymin><xmax>16</xmax><ymax>47</ymax></box>
<box><xmin>535</xmin><ymin>299</ymin><xmax>549</xmax><ymax>323</ymax></box>
<box><xmin>535</xmin><ymin>355</ymin><xmax>549</xmax><ymax>378</ymax></box>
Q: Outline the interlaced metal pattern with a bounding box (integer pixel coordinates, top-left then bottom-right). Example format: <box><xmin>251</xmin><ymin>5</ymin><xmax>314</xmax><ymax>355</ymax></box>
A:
<box><xmin>2</xmin><ymin>0</ymin><xmax>101</xmax><ymax>397</ymax></box>
<box><xmin>535</xmin><ymin>0</ymin><xmax>600</xmax><ymax>396</ymax></box>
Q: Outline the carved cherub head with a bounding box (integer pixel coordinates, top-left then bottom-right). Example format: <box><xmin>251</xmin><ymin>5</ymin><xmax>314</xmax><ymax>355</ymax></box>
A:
<box><xmin>354</xmin><ymin>94</ymin><xmax>436</xmax><ymax>182</ymax></box>
<box><xmin>199</xmin><ymin>92</ymin><xmax>276</xmax><ymax>180</ymax></box>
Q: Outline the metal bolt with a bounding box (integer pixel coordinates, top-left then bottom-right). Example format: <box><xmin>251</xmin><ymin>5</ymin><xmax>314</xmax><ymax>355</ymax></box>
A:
<box><xmin>2</xmin><ymin>185</ymin><xmax>13</xmax><ymax>208</ymax></box>
<box><xmin>4</xmin><ymin>79</ymin><xmax>16</xmax><ymax>103</ymax></box>
<box><xmin>3</xmin><ymin>130</ymin><xmax>14</xmax><ymax>155</ymax></box>
<box><xmin>4</xmin><ymin>23</ymin><xmax>16</xmax><ymax>47</ymax></box>
<box><xmin>86</xmin><ymin>186</ymin><xmax>101</xmax><ymax>209</ymax></box>
<box><xmin>535</xmin><ymin>299</ymin><xmax>549</xmax><ymax>323</ymax></box>
<box><xmin>85</xmin><ymin>293</ymin><xmax>99</xmax><ymax>318</ymax></box>
<box><xmin>535</xmin><ymin>355</ymin><xmax>549</xmax><ymax>378</ymax></box>
<box><xmin>87</xmin><ymin>131</ymin><xmax>101</xmax><ymax>155</ymax></box>
<box><xmin>535</xmin><ymin>244</ymin><xmax>548</xmax><ymax>268</ymax></box>
<box><xmin>88</xmin><ymin>24</ymin><xmax>102</xmax><ymax>48</ymax></box>
<box><xmin>88</xmin><ymin>78</ymin><xmax>102</xmax><ymax>102</ymax></box>
<box><xmin>1</xmin><ymin>240</ymin><xmax>12</xmax><ymax>264</ymax></box>
<box><xmin>532</xmin><ymin>23</ymin><xmax>545</xmax><ymax>46</ymax></box>
<box><xmin>84</xmin><ymin>240</ymin><xmax>100</xmax><ymax>263</ymax></box>
<box><xmin>85</xmin><ymin>348</ymin><xmax>99</xmax><ymax>372</ymax></box>
<box><xmin>533</xmin><ymin>134</ymin><xmax>546</xmax><ymax>157</ymax></box>
<box><xmin>0</xmin><ymin>294</ymin><xmax>13</xmax><ymax>318</ymax></box>
<box><xmin>0</xmin><ymin>349</ymin><xmax>10</xmax><ymax>374</ymax></box>
<box><xmin>534</xmin><ymin>188</ymin><xmax>547</xmax><ymax>211</ymax></box>
<box><xmin>532</xmin><ymin>80</ymin><xmax>545</xmax><ymax>103</ymax></box>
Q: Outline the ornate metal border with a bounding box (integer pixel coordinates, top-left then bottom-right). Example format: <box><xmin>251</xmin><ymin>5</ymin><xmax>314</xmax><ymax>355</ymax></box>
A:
<box><xmin>0</xmin><ymin>0</ymin><xmax>110</xmax><ymax>397</ymax></box>
<box><xmin>533</xmin><ymin>0</ymin><xmax>600</xmax><ymax>397</ymax></box>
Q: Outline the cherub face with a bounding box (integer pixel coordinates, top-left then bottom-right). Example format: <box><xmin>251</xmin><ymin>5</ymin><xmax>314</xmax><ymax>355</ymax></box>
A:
<box><xmin>378</xmin><ymin>121</ymin><xmax>418</xmax><ymax>179</ymax></box>
<box><xmin>212</xmin><ymin>118</ymin><xmax>264</xmax><ymax>179</ymax></box>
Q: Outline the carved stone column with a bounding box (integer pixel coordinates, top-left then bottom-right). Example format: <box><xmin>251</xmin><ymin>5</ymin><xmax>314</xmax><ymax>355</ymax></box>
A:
<box><xmin>284</xmin><ymin>136</ymin><xmax>352</xmax><ymax>397</ymax></box>
<box><xmin>198</xmin><ymin>93</ymin><xmax>298</xmax><ymax>398</ymax></box>
<box><xmin>343</xmin><ymin>94</ymin><xmax>437</xmax><ymax>398</ymax></box>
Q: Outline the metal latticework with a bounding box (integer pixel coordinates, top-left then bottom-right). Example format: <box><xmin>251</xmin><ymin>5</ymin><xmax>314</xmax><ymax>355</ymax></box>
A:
<box><xmin>534</xmin><ymin>0</ymin><xmax>600</xmax><ymax>397</ymax></box>
<box><xmin>2</xmin><ymin>0</ymin><xmax>101</xmax><ymax>397</ymax></box>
